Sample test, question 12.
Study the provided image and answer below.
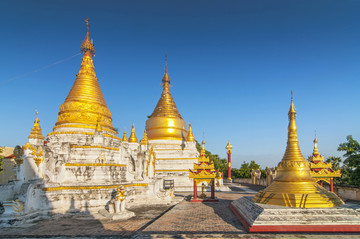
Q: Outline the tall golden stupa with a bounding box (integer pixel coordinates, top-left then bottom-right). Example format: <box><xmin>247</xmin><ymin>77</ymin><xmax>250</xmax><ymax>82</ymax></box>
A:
<box><xmin>145</xmin><ymin>57</ymin><xmax>187</xmax><ymax>140</ymax></box>
<box><xmin>53</xmin><ymin>18</ymin><xmax>116</xmax><ymax>135</ymax></box>
<box><xmin>253</xmin><ymin>92</ymin><xmax>343</xmax><ymax>208</ymax></box>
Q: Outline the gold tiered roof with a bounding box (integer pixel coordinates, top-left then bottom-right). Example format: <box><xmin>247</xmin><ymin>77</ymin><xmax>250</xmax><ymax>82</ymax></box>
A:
<box><xmin>145</xmin><ymin>57</ymin><xmax>187</xmax><ymax>140</ymax></box>
<box><xmin>53</xmin><ymin>19</ymin><xmax>115</xmax><ymax>134</ymax></box>
<box><xmin>28</xmin><ymin>112</ymin><xmax>44</xmax><ymax>140</ymax></box>
<box><xmin>252</xmin><ymin>92</ymin><xmax>343</xmax><ymax>208</ymax></box>
<box><xmin>308</xmin><ymin>137</ymin><xmax>341</xmax><ymax>184</ymax></box>
<box><xmin>189</xmin><ymin>140</ymin><xmax>217</xmax><ymax>184</ymax></box>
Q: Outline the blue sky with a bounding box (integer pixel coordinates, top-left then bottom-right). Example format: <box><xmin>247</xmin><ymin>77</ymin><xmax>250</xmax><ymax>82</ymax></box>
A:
<box><xmin>1</xmin><ymin>0</ymin><xmax>359</xmax><ymax>168</ymax></box>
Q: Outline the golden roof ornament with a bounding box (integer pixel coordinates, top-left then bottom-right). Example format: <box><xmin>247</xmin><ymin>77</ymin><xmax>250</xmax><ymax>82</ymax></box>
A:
<box><xmin>226</xmin><ymin>140</ymin><xmax>232</xmax><ymax>153</ymax></box>
<box><xmin>252</xmin><ymin>92</ymin><xmax>343</xmax><ymax>208</ymax></box>
<box><xmin>53</xmin><ymin>19</ymin><xmax>115</xmax><ymax>135</ymax></box>
<box><xmin>200</xmin><ymin>139</ymin><xmax>206</xmax><ymax>157</ymax></box>
<box><xmin>145</xmin><ymin>54</ymin><xmax>187</xmax><ymax>140</ymax></box>
<box><xmin>186</xmin><ymin>123</ymin><xmax>195</xmax><ymax>142</ymax></box>
<box><xmin>28</xmin><ymin>111</ymin><xmax>45</xmax><ymax>140</ymax></box>
<box><xmin>312</xmin><ymin>135</ymin><xmax>320</xmax><ymax>156</ymax></box>
<box><xmin>122</xmin><ymin>130</ymin><xmax>128</xmax><ymax>142</ymax></box>
<box><xmin>140</xmin><ymin>130</ymin><xmax>148</xmax><ymax>145</ymax></box>
<box><xmin>128</xmin><ymin>124</ymin><xmax>138</xmax><ymax>143</ymax></box>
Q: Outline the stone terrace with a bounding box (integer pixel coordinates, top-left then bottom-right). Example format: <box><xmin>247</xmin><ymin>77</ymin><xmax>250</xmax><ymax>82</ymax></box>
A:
<box><xmin>1</xmin><ymin>183</ymin><xmax>360</xmax><ymax>238</ymax></box>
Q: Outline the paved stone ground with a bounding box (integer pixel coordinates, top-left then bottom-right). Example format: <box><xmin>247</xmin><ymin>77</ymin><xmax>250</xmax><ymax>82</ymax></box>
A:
<box><xmin>1</xmin><ymin>183</ymin><xmax>360</xmax><ymax>238</ymax></box>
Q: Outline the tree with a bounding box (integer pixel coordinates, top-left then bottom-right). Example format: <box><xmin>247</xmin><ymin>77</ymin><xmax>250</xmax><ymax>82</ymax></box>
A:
<box><xmin>326</xmin><ymin>156</ymin><xmax>342</xmax><ymax>184</ymax></box>
<box><xmin>338</xmin><ymin>135</ymin><xmax>360</xmax><ymax>186</ymax></box>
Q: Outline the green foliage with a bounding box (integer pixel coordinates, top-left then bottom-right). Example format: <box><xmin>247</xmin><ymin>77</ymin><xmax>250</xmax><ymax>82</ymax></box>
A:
<box><xmin>325</xmin><ymin>156</ymin><xmax>342</xmax><ymax>184</ymax></box>
<box><xmin>231</xmin><ymin>160</ymin><xmax>261</xmax><ymax>178</ymax></box>
<box><xmin>337</xmin><ymin>135</ymin><xmax>360</xmax><ymax>186</ymax></box>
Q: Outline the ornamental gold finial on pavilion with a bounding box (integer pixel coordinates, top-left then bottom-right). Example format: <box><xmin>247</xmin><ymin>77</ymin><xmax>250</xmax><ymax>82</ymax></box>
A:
<box><xmin>252</xmin><ymin>92</ymin><xmax>343</xmax><ymax>208</ymax></box>
<box><xmin>53</xmin><ymin>18</ymin><xmax>115</xmax><ymax>135</ymax></box>
<box><xmin>128</xmin><ymin>124</ymin><xmax>138</xmax><ymax>143</ymax></box>
<box><xmin>145</xmin><ymin>55</ymin><xmax>187</xmax><ymax>140</ymax></box>
<box><xmin>28</xmin><ymin>110</ymin><xmax>44</xmax><ymax>140</ymax></box>
<box><xmin>308</xmin><ymin>135</ymin><xmax>341</xmax><ymax>192</ymax></box>
<box><xmin>186</xmin><ymin>123</ymin><xmax>195</xmax><ymax>142</ymax></box>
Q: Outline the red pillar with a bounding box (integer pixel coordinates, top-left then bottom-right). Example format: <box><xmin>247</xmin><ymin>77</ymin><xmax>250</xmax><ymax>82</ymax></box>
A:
<box><xmin>211</xmin><ymin>180</ymin><xmax>215</xmax><ymax>199</ymax></box>
<box><xmin>330</xmin><ymin>178</ymin><xmax>334</xmax><ymax>192</ymax></box>
<box><xmin>227</xmin><ymin>151</ymin><xmax>232</xmax><ymax>181</ymax></box>
<box><xmin>194</xmin><ymin>180</ymin><xmax>197</xmax><ymax>199</ymax></box>
<box><xmin>320</xmin><ymin>181</ymin><xmax>323</xmax><ymax>187</ymax></box>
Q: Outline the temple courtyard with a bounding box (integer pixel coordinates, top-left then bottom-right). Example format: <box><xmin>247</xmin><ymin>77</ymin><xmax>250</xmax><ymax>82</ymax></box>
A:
<box><xmin>1</xmin><ymin>183</ymin><xmax>359</xmax><ymax>239</ymax></box>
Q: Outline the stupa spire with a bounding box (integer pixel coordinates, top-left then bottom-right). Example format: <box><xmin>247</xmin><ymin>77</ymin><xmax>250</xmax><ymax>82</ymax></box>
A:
<box><xmin>54</xmin><ymin>19</ymin><xmax>115</xmax><ymax>134</ymax></box>
<box><xmin>122</xmin><ymin>130</ymin><xmax>128</xmax><ymax>142</ymax></box>
<box><xmin>252</xmin><ymin>92</ymin><xmax>343</xmax><ymax>208</ymax></box>
<box><xmin>186</xmin><ymin>123</ymin><xmax>195</xmax><ymax>142</ymax></box>
<box><xmin>28</xmin><ymin>110</ymin><xmax>44</xmax><ymax>140</ymax></box>
<box><xmin>313</xmin><ymin>134</ymin><xmax>320</xmax><ymax>156</ymax></box>
<box><xmin>145</xmin><ymin>55</ymin><xmax>187</xmax><ymax>140</ymax></box>
<box><xmin>200</xmin><ymin>139</ymin><xmax>206</xmax><ymax>157</ymax></box>
<box><xmin>140</xmin><ymin>130</ymin><xmax>148</xmax><ymax>145</ymax></box>
<box><xmin>128</xmin><ymin>124</ymin><xmax>138</xmax><ymax>143</ymax></box>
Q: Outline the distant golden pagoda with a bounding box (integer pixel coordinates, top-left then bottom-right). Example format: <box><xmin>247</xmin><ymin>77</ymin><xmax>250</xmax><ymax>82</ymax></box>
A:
<box><xmin>145</xmin><ymin>56</ymin><xmax>187</xmax><ymax>140</ymax></box>
<box><xmin>128</xmin><ymin>124</ymin><xmax>138</xmax><ymax>143</ymax></box>
<box><xmin>253</xmin><ymin>92</ymin><xmax>343</xmax><ymax>208</ymax></box>
<box><xmin>308</xmin><ymin>136</ymin><xmax>341</xmax><ymax>192</ymax></box>
<box><xmin>53</xmin><ymin>18</ymin><xmax>116</xmax><ymax>135</ymax></box>
<box><xmin>28</xmin><ymin>111</ymin><xmax>44</xmax><ymax>140</ymax></box>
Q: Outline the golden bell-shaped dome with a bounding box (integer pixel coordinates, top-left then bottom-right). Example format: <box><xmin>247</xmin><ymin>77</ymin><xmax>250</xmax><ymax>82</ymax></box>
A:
<box><xmin>253</xmin><ymin>92</ymin><xmax>343</xmax><ymax>208</ymax></box>
<box><xmin>145</xmin><ymin>58</ymin><xmax>187</xmax><ymax>140</ymax></box>
<box><xmin>54</xmin><ymin>19</ymin><xmax>115</xmax><ymax>134</ymax></box>
<box><xmin>128</xmin><ymin>124</ymin><xmax>138</xmax><ymax>143</ymax></box>
<box><xmin>28</xmin><ymin>111</ymin><xmax>45</xmax><ymax>140</ymax></box>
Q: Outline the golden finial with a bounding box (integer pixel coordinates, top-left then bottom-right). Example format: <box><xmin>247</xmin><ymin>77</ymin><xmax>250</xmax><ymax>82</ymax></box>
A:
<box><xmin>122</xmin><ymin>130</ymin><xmax>127</xmax><ymax>142</ymax></box>
<box><xmin>80</xmin><ymin>18</ymin><xmax>95</xmax><ymax>56</ymax></box>
<box><xmin>226</xmin><ymin>140</ymin><xmax>232</xmax><ymax>153</ymax></box>
<box><xmin>28</xmin><ymin>111</ymin><xmax>45</xmax><ymax>140</ymax></box>
<box><xmin>162</xmin><ymin>54</ymin><xmax>170</xmax><ymax>85</ymax></box>
<box><xmin>200</xmin><ymin>139</ymin><xmax>206</xmax><ymax>156</ymax></box>
<box><xmin>165</xmin><ymin>53</ymin><xmax>168</xmax><ymax>73</ymax></box>
<box><xmin>128</xmin><ymin>123</ymin><xmax>138</xmax><ymax>143</ymax></box>
<box><xmin>313</xmin><ymin>133</ymin><xmax>320</xmax><ymax>156</ymax></box>
<box><xmin>141</xmin><ymin>130</ymin><xmax>148</xmax><ymax>145</ymax></box>
<box><xmin>186</xmin><ymin>123</ymin><xmax>195</xmax><ymax>142</ymax></box>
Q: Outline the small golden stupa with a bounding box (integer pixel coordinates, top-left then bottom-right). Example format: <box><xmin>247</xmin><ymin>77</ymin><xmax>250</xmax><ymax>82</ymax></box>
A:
<box><xmin>253</xmin><ymin>92</ymin><xmax>343</xmax><ymax>208</ymax></box>
<box><xmin>53</xmin><ymin>18</ymin><xmax>116</xmax><ymax>135</ymax></box>
<box><xmin>145</xmin><ymin>56</ymin><xmax>187</xmax><ymax>140</ymax></box>
<box><xmin>128</xmin><ymin>124</ymin><xmax>138</xmax><ymax>143</ymax></box>
<box><xmin>28</xmin><ymin>111</ymin><xmax>45</xmax><ymax>140</ymax></box>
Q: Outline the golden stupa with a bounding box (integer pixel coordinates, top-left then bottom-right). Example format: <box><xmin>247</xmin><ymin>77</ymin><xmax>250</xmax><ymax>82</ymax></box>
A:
<box><xmin>128</xmin><ymin>124</ymin><xmax>138</xmax><ymax>143</ymax></box>
<box><xmin>145</xmin><ymin>57</ymin><xmax>187</xmax><ymax>140</ymax></box>
<box><xmin>253</xmin><ymin>92</ymin><xmax>343</xmax><ymax>208</ymax></box>
<box><xmin>53</xmin><ymin>18</ymin><xmax>116</xmax><ymax>135</ymax></box>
